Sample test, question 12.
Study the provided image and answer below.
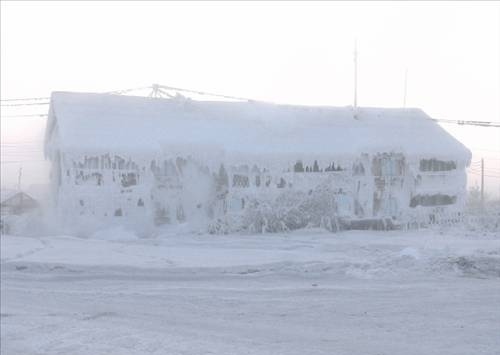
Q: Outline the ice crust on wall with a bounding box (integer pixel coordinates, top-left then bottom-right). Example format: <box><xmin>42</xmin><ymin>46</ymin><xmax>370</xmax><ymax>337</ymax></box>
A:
<box><xmin>44</xmin><ymin>92</ymin><xmax>472</xmax><ymax>234</ymax></box>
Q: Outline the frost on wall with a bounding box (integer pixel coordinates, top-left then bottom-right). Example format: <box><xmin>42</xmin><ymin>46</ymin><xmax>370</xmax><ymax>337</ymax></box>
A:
<box><xmin>50</xmin><ymin>149</ymin><xmax>468</xmax><ymax>235</ymax></box>
<box><xmin>51</xmin><ymin>148</ymin><xmax>469</xmax><ymax>234</ymax></box>
<box><xmin>209</xmin><ymin>153</ymin><xmax>410</xmax><ymax>233</ymax></box>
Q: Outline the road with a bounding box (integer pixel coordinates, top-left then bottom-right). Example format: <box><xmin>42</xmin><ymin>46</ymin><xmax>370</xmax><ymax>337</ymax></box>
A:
<box><xmin>2</xmin><ymin>229</ymin><xmax>500</xmax><ymax>355</ymax></box>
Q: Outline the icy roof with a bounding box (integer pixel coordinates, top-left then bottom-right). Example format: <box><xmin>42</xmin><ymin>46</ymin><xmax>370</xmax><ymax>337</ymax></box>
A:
<box><xmin>45</xmin><ymin>91</ymin><xmax>471</xmax><ymax>162</ymax></box>
<box><xmin>1</xmin><ymin>189</ymin><xmax>18</xmax><ymax>204</ymax></box>
<box><xmin>0</xmin><ymin>189</ymin><xmax>37</xmax><ymax>204</ymax></box>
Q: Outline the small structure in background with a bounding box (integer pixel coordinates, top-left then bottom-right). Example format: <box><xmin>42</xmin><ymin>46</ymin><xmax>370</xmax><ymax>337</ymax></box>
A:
<box><xmin>1</xmin><ymin>189</ymin><xmax>39</xmax><ymax>234</ymax></box>
<box><xmin>1</xmin><ymin>189</ymin><xmax>39</xmax><ymax>215</ymax></box>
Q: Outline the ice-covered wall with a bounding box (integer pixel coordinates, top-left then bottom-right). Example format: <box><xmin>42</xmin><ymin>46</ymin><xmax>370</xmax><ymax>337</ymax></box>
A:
<box><xmin>48</xmin><ymin>150</ymin><xmax>468</xmax><ymax>234</ymax></box>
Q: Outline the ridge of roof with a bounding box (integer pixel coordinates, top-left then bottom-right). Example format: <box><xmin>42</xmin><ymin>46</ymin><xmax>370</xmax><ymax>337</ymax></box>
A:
<box><xmin>45</xmin><ymin>91</ymin><xmax>471</xmax><ymax>162</ymax></box>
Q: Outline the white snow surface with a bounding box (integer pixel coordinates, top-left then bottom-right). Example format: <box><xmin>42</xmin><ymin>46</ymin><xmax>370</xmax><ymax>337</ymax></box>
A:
<box><xmin>46</xmin><ymin>92</ymin><xmax>471</xmax><ymax>162</ymax></box>
<box><xmin>2</xmin><ymin>227</ymin><xmax>500</xmax><ymax>355</ymax></box>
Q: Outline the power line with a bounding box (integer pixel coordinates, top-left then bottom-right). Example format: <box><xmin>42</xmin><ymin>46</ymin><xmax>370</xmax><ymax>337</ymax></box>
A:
<box><xmin>468</xmin><ymin>166</ymin><xmax>500</xmax><ymax>171</ymax></box>
<box><xmin>0</xmin><ymin>102</ymin><xmax>49</xmax><ymax>107</ymax></box>
<box><xmin>470</xmin><ymin>169</ymin><xmax>500</xmax><ymax>174</ymax></box>
<box><xmin>2</xmin><ymin>84</ymin><xmax>500</xmax><ymax>129</ymax></box>
<box><xmin>470</xmin><ymin>148</ymin><xmax>500</xmax><ymax>153</ymax></box>
<box><xmin>106</xmin><ymin>86</ymin><xmax>152</xmax><ymax>95</ymax></box>
<box><xmin>469</xmin><ymin>172</ymin><xmax>500</xmax><ymax>179</ymax></box>
<box><xmin>469</xmin><ymin>172</ymin><xmax>500</xmax><ymax>177</ymax></box>
<box><xmin>467</xmin><ymin>169</ymin><xmax>500</xmax><ymax>174</ymax></box>
<box><xmin>155</xmin><ymin>83</ymin><xmax>258</xmax><ymax>102</ymax></box>
<box><xmin>432</xmin><ymin>118</ymin><xmax>500</xmax><ymax>128</ymax></box>
<box><xmin>468</xmin><ymin>165</ymin><xmax>500</xmax><ymax>173</ymax></box>
<box><xmin>0</xmin><ymin>160</ymin><xmax>47</xmax><ymax>164</ymax></box>
<box><xmin>0</xmin><ymin>86</ymin><xmax>149</xmax><ymax>102</ymax></box>
<box><xmin>0</xmin><ymin>113</ymin><xmax>48</xmax><ymax>118</ymax></box>
<box><xmin>1</xmin><ymin>140</ymin><xmax>42</xmax><ymax>143</ymax></box>
<box><xmin>0</xmin><ymin>96</ymin><xmax>50</xmax><ymax>102</ymax></box>
<box><xmin>1</xmin><ymin>152</ymin><xmax>43</xmax><ymax>155</ymax></box>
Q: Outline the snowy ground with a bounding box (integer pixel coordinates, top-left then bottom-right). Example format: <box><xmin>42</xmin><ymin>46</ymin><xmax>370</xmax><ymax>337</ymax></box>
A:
<box><xmin>1</xmin><ymin>227</ymin><xmax>500</xmax><ymax>355</ymax></box>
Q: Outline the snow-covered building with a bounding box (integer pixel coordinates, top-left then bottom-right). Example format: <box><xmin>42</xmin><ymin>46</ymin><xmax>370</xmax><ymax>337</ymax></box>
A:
<box><xmin>1</xmin><ymin>189</ymin><xmax>39</xmax><ymax>216</ymax></box>
<box><xmin>1</xmin><ymin>189</ymin><xmax>40</xmax><ymax>234</ymax></box>
<box><xmin>44</xmin><ymin>92</ymin><xmax>471</xmax><ymax>233</ymax></box>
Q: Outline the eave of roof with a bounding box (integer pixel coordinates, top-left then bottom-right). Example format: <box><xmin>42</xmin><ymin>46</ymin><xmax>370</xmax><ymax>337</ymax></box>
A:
<box><xmin>45</xmin><ymin>91</ymin><xmax>472</xmax><ymax>163</ymax></box>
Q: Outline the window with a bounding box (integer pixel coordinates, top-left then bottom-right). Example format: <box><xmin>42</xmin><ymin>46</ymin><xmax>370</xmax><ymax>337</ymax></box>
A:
<box><xmin>232</xmin><ymin>174</ymin><xmax>249</xmax><ymax>188</ymax></box>
<box><xmin>409</xmin><ymin>194</ymin><xmax>456</xmax><ymax>207</ymax></box>
<box><xmin>419</xmin><ymin>159</ymin><xmax>456</xmax><ymax>172</ymax></box>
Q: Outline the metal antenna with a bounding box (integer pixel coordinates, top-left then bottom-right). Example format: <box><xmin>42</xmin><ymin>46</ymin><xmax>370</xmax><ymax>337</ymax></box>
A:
<box><xmin>353</xmin><ymin>39</ymin><xmax>358</xmax><ymax>111</ymax></box>
<box><xmin>353</xmin><ymin>39</ymin><xmax>359</xmax><ymax>119</ymax></box>
<box><xmin>403</xmin><ymin>68</ymin><xmax>408</xmax><ymax>108</ymax></box>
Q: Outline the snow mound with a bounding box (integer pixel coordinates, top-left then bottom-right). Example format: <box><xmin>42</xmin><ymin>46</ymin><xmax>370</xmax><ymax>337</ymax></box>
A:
<box><xmin>430</xmin><ymin>253</ymin><xmax>500</xmax><ymax>278</ymax></box>
<box><xmin>399</xmin><ymin>247</ymin><xmax>421</xmax><ymax>260</ymax></box>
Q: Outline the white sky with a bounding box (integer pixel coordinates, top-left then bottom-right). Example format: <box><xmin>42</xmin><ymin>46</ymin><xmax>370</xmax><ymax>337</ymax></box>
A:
<box><xmin>1</xmin><ymin>1</ymin><xmax>499</xmax><ymax>195</ymax></box>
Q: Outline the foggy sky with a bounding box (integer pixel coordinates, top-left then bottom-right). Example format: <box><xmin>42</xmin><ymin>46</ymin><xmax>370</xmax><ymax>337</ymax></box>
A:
<box><xmin>1</xmin><ymin>1</ymin><xmax>499</xmax><ymax>196</ymax></box>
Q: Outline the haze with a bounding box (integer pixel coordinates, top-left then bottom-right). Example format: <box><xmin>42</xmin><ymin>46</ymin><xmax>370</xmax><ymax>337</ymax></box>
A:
<box><xmin>1</xmin><ymin>1</ymin><xmax>499</xmax><ymax>196</ymax></box>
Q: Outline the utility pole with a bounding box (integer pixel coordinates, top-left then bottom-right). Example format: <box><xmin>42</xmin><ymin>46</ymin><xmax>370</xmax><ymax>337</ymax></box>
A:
<box><xmin>403</xmin><ymin>68</ymin><xmax>408</xmax><ymax>108</ymax></box>
<box><xmin>481</xmin><ymin>158</ymin><xmax>484</xmax><ymax>210</ymax></box>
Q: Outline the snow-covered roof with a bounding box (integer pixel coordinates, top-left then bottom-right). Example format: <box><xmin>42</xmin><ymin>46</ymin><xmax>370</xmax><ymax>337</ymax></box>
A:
<box><xmin>0</xmin><ymin>189</ymin><xmax>37</xmax><ymax>204</ymax></box>
<box><xmin>1</xmin><ymin>189</ymin><xmax>18</xmax><ymax>204</ymax></box>
<box><xmin>45</xmin><ymin>91</ymin><xmax>471</xmax><ymax>163</ymax></box>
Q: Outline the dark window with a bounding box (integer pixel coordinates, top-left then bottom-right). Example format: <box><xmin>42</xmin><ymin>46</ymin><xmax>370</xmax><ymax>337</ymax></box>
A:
<box><xmin>409</xmin><ymin>194</ymin><xmax>456</xmax><ymax>208</ymax></box>
<box><xmin>121</xmin><ymin>173</ymin><xmax>137</xmax><ymax>187</ymax></box>
<box><xmin>255</xmin><ymin>175</ymin><xmax>261</xmax><ymax>187</ymax></box>
<box><xmin>232</xmin><ymin>174</ymin><xmax>249</xmax><ymax>188</ymax></box>
<box><xmin>294</xmin><ymin>161</ymin><xmax>304</xmax><ymax>172</ymax></box>
<box><xmin>419</xmin><ymin>159</ymin><xmax>456</xmax><ymax>172</ymax></box>
<box><xmin>313</xmin><ymin>160</ymin><xmax>320</xmax><ymax>172</ymax></box>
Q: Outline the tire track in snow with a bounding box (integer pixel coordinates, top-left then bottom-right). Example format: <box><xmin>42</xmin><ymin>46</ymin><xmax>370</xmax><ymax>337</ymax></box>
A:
<box><xmin>1</xmin><ymin>237</ymin><xmax>51</xmax><ymax>263</ymax></box>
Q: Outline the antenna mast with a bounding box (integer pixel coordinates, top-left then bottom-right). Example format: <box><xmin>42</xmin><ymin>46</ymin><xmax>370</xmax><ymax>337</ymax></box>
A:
<box><xmin>353</xmin><ymin>39</ymin><xmax>358</xmax><ymax>112</ymax></box>
<box><xmin>403</xmin><ymin>68</ymin><xmax>408</xmax><ymax>108</ymax></box>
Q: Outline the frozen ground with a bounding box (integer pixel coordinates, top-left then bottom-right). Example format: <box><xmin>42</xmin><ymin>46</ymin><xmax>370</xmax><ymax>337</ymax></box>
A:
<box><xmin>1</xmin><ymin>227</ymin><xmax>500</xmax><ymax>355</ymax></box>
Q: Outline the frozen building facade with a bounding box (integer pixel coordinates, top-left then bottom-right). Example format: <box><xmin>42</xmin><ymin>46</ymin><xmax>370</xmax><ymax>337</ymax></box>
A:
<box><xmin>44</xmin><ymin>92</ymin><xmax>471</xmax><ymax>234</ymax></box>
